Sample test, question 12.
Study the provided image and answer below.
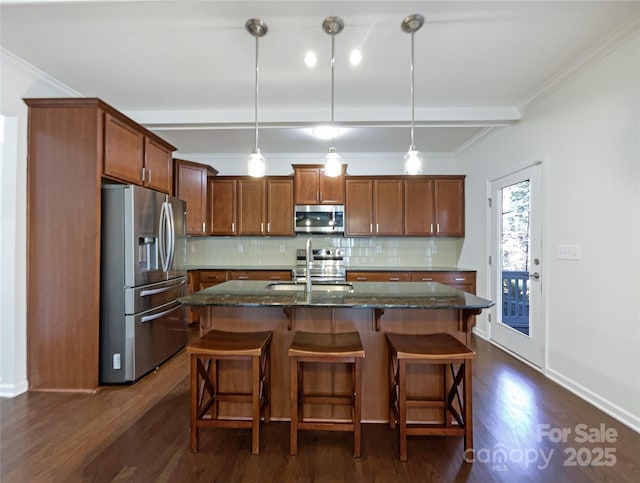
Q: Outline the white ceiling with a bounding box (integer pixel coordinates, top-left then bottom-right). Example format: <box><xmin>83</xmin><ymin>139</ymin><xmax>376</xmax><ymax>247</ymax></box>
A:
<box><xmin>1</xmin><ymin>0</ymin><xmax>639</xmax><ymax>158</ymax></box>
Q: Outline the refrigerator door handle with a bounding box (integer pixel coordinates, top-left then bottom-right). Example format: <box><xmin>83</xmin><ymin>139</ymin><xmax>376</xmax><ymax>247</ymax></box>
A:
<box><xmin>167</xmin><ymin>202</ymin><xmax>175</xmax><ymax>272</ymax></box>
<box><xmin>158</xmin><ymin>201</ymin><xmax>168</xmax><ymax>272</ymax></box>
<box><xmin>141</xmin><ymin>303</ymin><xmax>181</xmax><ymax>323</ymax></box>
<box><xmin>139</xmin><ymin>279</ymin><xmax>186</xmax><ymax>297</ymax></box>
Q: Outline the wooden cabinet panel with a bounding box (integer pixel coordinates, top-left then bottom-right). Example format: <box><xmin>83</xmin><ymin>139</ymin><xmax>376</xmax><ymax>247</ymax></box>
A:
<box><xmin>434</xmin><ymin>178</ymin><xmax>465</xmax><ymax>237</ymax></box>
<box><xmin>144</xmin><ymin>137</ymin><xmax>173</xmax><ymax>193</ymax></box>
<box><xmin>404</xmin><ymin>177</ymin><xmax>435</xmax><ymax>236</ymax></box>
<box><xmin>103</xmin><ymin>113</ymin><xmax>144</xmax><ymax>184</ymax></box>
<box><xmin>373</xmin><ymin>178</ymin><xmax>403</xmax><ymax>236</ymax></box>
<box><xmin>209</xmin><ymin>178</ymin><xmax>237</xmax><ymax>235</ymax></box>
<box><xmin>293</xmin><ymin>164</ymin><xmax>345</xmax><ymax>205</ymax></box>
<box><xmin>237</xmin><ymin>179</ymin><xmax>265</xmax><ymax>235</ymax></box>
<box><xmin>347</xmin><ymin>271</ymin><xmax>410</xmax><ymax>282</ymax></box>
<box><xmin>266</xmin><ymin>177</ymin><xmax>294</xmax><ymax>236</ymax></box>
<box><xmin>345</xmin><ymin>178</ymin><xmax>374</xmax><ymax>236</ymax></box>
<box><xmin>174</xmin><ymin>159</ymin><xmax>215</xmax><ymax>235</ymax></box>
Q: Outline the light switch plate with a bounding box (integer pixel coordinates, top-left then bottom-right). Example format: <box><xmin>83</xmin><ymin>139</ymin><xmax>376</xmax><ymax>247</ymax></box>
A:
<box><xmin>557</xmin><ymin>244</ymin><xmax>581</xmax><ymax>260</ymax></box>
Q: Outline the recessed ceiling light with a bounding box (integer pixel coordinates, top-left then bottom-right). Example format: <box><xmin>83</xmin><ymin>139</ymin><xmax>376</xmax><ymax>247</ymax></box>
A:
<box><xmin>311</xmin><ymin>125</ymin><xmax>341</xmax><ymax>140</ymax></box>
<box><xmin>304</xmin><ymin>51</ymin><xmax>317</xmax><ymax>67</ymax></box>
<box><xmin>349</xmin><ymin>48</ymin><xmax>362</xmax><ymax>66</ymax></box>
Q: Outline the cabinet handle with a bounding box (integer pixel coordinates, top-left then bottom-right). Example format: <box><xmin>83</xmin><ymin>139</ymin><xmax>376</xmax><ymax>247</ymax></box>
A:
<box><xmin>261</xmin><ymin>222</ymin><xmax>264</xmax><ymax>233</ymax></box>
<box><xmin>267</xmin><ymin>222</ymin><xmax>270</xmax><ymax>233</ymax></box>
<box><xmin>141</xmin><ymin>167</ymin><xmax>146</xmax><ymax>182</ymax></box>
<box><xmin>437</xmin><ymin>223</ymin><xmax>440</xmax><ymax>233</ymax></box>
<box><xmin>421</xmin><ymin>277</ymin><xmax>433</xmax><ymax>281</ymax></box>
<box><xmin>238</xmin><ymin>276</ymin><xmax>250</xmax><ymax>280</ymax></box>
<box><xmin>389</xmin><ymin>277</ymin><xmax>400</xmax><ymax>281</ymax></box>
<box><xmin>202</xmin><ymin>222</ymin><xmax>205</xmax><ymax>233</ymax></box>
<box><xmin>454</xmin><ymin>277</ymin><xmax>465</xmax><ymax>281</ymax></box>
<box><xmin>430</xmin><ymin>223</ymin><xmax>433</xmax><ymax>233</ymax></box>
<box><xmin>232</xmin><ymin>222</ymin><xmax>235</xmax><ymax>233</ymax></box>
<box><xmin>270</xmin><ymin>276</ymin><xmax>281</xmax><ymax>280</ymax></box>
<box><xmin>370</xmin><ymin>224</ymin><xmax>373</xmax><ymax>233</ymax></box>
<box><xmin>357</xmin><ymin>277</ymin><xmax>367</xmax><ymax>281</ymax></box>
<box><xmin>376</xmin><ymin>223</ymin><xmax>379</xmax><ymax>233</ymax></box>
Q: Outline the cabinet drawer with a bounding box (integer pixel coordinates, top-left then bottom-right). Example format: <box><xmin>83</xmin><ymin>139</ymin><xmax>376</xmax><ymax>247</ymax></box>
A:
<box><xmin>410</xmin><ymin>271</ymin><xmax>476</xmax><ymax>293</ymax></box>
<box><xmin>347</xmin><ymin>271</ymin><xmax>410</xmax><ymax>282</ymax></box>
<box><xmin>229</xmin><ymin>270</ymin><xmax>292</xmax><ymax>281</ymax></box>
<box><xmin>199</xmin><ymin>270</ymin><xmax>230</xmax><ymax>283</ymax></box>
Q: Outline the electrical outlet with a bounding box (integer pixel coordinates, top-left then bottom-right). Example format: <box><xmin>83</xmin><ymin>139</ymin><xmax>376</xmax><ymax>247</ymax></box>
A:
<box><xmin>279</xmin><ymin>244</ymin><xmax>285</xmax><ymax>253</ymax></box>
<box><xmin>557</xmin><ymin>244</ymin><xmax>581</xmax><ymax>260</ymax></box>
<box><xmin>237</xmin><ymin>243</ymin><xmax>244</xmax><ymax>253</ymax></box>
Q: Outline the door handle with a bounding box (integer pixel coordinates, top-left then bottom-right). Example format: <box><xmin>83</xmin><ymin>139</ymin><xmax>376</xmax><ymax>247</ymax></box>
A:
<box><xmin>529</xmin><ymin>272</ymin><xmax>540</xmax><ymax>280</ymax></box>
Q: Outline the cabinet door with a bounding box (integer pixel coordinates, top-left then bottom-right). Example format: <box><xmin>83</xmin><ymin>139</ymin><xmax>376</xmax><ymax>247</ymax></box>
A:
<box><xmin>237</xmin><ymin>179</ymin><xmax>265</xmax><ymax>235</ymax></box>
<box><xmin>345</xmin><ymin>178</ymin><xmax>373</xmax><ymax>236</ymax></box>
<box><xmin>175</xmin><ymin>161</ymin><xmax>209</xmax><ymax>235</ymax></box>
<box><xmin>410</xmin><ymin>271</ymin><xmax>476</xmax><ymax>293</ymax></box>
<box><xmin>374</xmin><ymin>179</ymin><xmax>403</xmax><ymax>236</ymax></box>
<box><xmin>229</xmin><ymin>270</ymin><xmax>292</xmax><ymax>281</ymax></box>
<box><xmin>266</xmin><ymin>178</ymin><xmax>294</xmax><ymax>236</ymax></box>
<box><xmin>209</xmin><ymin>178</ymin><xmax>237</xmax><ymax>235</ymax></box>
<box><xmin>103</xmin><ymin>113</ymin><xmax>144</xmax><ymax>184</ymax></box>
<box><xmin>294</xmin><ymin>167</ymin><xmax>320</xmax><ymax>204</ymax></box>
<box><xmin>143</xmin><ymin>137</ymin><xmax>172</xmax><ymax>194</ymax></box>
<box><xmin>434</xmin><ymin>178</ymin><xmax>465</xmax><ymax>237</ymax></box>
<box><xmin>319</xmin><ymin>169</ymin><xmax>345</xmax><ymax>204</ymax></box>
<box><xmin>404</xmin><ymin>178</ymin><xmax>436</xmax><ymax>236</ymax></box>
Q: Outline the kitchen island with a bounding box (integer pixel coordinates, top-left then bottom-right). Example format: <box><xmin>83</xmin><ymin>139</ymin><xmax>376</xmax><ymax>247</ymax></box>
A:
<box><xmin>180</xmin><ymin>280</ymin><xmax>493</xmax><ymax>422</ymax></box>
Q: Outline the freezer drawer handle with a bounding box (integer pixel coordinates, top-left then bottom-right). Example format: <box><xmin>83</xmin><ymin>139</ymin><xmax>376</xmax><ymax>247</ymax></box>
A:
<box><xmin>140</xmin><ymin>280</ymin><xmax>186</xmax><ymax>297</ymax></box>
<box><xmin>141</xmin><ymin>304</ymin><xmax>181</xmax><ymax>323</ymax></box>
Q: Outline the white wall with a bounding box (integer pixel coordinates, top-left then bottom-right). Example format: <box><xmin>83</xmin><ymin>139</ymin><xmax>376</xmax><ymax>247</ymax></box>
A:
<box><xmin>0</xmin><ymin>49</ymin><xmax>80</xmax><ymax>397</ymax></box>
<box><xmin>458</xmin><ymin>34</ymin><xmax>640</xmax><ymax>430</ymax></box>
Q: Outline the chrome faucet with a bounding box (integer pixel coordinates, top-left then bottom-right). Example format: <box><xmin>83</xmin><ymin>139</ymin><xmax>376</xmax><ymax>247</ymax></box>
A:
<box><xmin>305</xmin><ymin>238</ymin><xmax>313</xmax><ymax>295</ymax></box>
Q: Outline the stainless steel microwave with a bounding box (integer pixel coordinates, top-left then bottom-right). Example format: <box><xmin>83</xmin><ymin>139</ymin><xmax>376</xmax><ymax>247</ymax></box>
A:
<box><xmin>294</xmin><ymin>205</ymin><xmax>345</xmax><ymax>234</ymax></box>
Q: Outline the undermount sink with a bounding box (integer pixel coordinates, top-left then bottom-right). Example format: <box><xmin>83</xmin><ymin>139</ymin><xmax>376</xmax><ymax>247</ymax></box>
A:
<box><xmin>266</xmin><ymin>282</ymin><xmax>354</xmax><ymax>293</ymax></box>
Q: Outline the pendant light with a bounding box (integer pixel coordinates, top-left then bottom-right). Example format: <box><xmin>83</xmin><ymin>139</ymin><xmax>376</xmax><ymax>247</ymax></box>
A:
<box><xmin>322</xmin><ymin>16</ymin><xmax>344</xmax><ymax>178</ymax></box>
<box><xmin>246</xmin><ymin>18</ymin><xmax>268</xmax><ymax>177</ymax></box>
<box><xmin>401</xmin><ymin>13</ymin><xmax>424</xmax><ymax>175</ymax></box>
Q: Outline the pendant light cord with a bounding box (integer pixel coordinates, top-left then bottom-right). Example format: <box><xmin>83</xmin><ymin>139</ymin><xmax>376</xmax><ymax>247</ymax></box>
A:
<box><xmin>330</xmin><ymin>32</ymin><xmax>335</xmax><ymax>125</ymax></box>
<box><xmin>410</xmin><ymin>31</ymin><xmax>415</xmax><ymax>149</ymax></box>
<box><xmin>254</xmin><ymin>34</ymin><xmax>259</xmax><ymax>152</ymax></box>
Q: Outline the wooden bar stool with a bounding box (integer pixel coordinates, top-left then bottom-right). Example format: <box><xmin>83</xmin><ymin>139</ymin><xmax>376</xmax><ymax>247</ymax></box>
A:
<box><xmin>386</xmin><ymin>332</ymin><xmax>476</xmax><ymax>462</ymax></box>
<box><xmin>187</xmin><ymin>329</ymin><xmax>272</xmax><ymax>455</ymax></box>
<box><xmin>288</xmin><ymin>331</ymin><xmax>365</xmax><ymax>457</ymax></box>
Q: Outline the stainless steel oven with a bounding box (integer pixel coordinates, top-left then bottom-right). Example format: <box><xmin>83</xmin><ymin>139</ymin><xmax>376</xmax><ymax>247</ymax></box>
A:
<box><xmin>292</xmin><ymin>247</ymin><xmax>346</xmax><ymax>282</ymax></box>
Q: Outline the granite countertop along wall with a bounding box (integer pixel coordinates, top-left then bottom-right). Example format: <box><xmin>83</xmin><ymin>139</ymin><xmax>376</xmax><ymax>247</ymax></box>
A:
<box><xmin>179</xmin><ymin>280</ymin><xmax>493</xmax><ymax>309</ymax></box>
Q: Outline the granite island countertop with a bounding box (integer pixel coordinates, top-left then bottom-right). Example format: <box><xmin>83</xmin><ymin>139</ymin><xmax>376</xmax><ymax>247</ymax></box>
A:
<box><xmin>179</xmin><ymin>280</ymin><xmax>493</xmax><ymax>310</ymax></box>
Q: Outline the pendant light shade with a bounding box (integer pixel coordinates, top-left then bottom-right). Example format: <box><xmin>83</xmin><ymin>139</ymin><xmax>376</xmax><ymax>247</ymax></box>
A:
<box><xmin>322</xmin><ymin>16</ymin><xmax>344</xmax><ymax>177</ymax></box>
<box><xmin>402</xmin><ymin>13</ymin><xmax>424</xmax><ymax>175</ymax></box>
<box><xmin>246</xmin><ymin>18</ymin><xmax>268</xmax><ymax>177</ymax></box>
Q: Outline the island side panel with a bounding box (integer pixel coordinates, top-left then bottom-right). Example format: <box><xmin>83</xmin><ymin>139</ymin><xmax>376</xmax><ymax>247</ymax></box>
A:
<box><xmin>197</xmin><ymin>306</ymin><xmax>470</xmax><ymax>422</ymax></box>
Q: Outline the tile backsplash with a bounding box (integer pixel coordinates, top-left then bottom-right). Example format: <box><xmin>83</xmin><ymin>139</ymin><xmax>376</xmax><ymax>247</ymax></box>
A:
<box><xmin>187</xmin><ymin>236</ymin><xmax>463</xmax><ymax>268</ymax></box>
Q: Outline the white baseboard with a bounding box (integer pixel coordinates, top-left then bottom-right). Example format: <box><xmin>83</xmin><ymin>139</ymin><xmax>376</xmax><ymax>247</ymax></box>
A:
<box><xmin>0</xmin><ymin>380</ymin><xmax>28</xmax><ymax>398</ymax></box>
<box><xmin>546</xmin><ymin>367</ymin><xmax>640</xmax><ymax>434</ymax></box>
<box><xmin>478</xmin><ymin>333</ymin><xmax>640</xmax><ymax>434</ymax></box>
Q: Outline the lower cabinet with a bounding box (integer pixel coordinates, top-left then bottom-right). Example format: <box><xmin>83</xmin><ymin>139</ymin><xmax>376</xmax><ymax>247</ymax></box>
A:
<box><xmin>229</xmin><ymin>270</ymin><xmax>292</xmax><ymax>281</ymax></box>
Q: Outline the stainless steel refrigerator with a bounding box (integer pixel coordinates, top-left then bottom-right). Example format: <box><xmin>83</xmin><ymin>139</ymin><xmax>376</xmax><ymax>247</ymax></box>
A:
<box><xmin>100</xmin><ymin>184</ymin><xmax>188</xmax><ymax>383</ymax></box>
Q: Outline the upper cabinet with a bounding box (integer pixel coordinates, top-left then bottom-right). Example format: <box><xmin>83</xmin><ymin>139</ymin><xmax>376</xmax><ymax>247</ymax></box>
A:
<box><xmin>174</xmin><ymin>159</ymin><xmax>218</xmax><ymax>236</ymax></box>
<box><xmin>347</xmin><ymin>175</ymin><xmax>465</xmax><ymax>237</ymax></box>
<box><xmin>102</xmin><ymin>111</ymin><xmax>175</xmax><ymax>194</ymax></box>
<box><xmin>345</xmin><ymin>177</ymin><xmax>403</xmax><ymax>236</ymax></box>
<box><xmin>293</xmin><ymin>164</ymin><xmax>346</xmax><ymax>205</ymax></box>
<box><xmin>208</xmin><ymin>176</ymin><xmax>294</xmax><ymax>237</ymax></box>
<box><xmin>405</xmin><ymin>176</ymin><xmax>465</xmax><ymax>237</ymax></box>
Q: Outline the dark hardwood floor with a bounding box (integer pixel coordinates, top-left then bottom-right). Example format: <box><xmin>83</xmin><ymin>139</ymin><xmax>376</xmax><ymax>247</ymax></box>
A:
<box><xmin>2</xmin><ymin>332</ymin><xmax>639</xmax><ymax>482</ymax></box>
